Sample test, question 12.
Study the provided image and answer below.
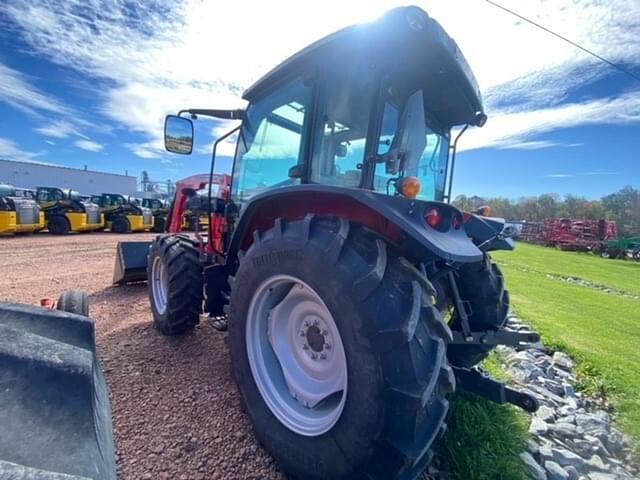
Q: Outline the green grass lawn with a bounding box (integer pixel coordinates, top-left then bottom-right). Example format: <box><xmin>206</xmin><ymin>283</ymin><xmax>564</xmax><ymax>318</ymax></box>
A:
<box><xmin>493</xmin><ymin>243</ymin><xmax>640</xmax><ymax>439</ymax></box>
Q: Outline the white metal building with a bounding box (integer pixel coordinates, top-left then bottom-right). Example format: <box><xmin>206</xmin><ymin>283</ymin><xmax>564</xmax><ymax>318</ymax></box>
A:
<box><xmin>0</xmin><ymin>159</ymin><xmax>137</xmax><ymax>196</ymax></box>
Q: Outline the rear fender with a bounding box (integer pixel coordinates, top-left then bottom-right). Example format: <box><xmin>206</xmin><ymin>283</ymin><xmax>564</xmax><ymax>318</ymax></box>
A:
<box><xmin>463</xmin><ymin>214</ymin><xmax>515</xmax><ymax>252</ymax></box>
<box><xmin>226</xmin><ymin>185</ymin><xmax>483</xmax><ymax>267</ymax></box>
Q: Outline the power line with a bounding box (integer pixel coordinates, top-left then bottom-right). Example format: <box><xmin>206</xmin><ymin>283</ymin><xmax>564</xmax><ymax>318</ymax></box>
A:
<box><xmin>485</xmin><ymin>0</ymin><xmax>640</xmax><ymax>83</ymax></box>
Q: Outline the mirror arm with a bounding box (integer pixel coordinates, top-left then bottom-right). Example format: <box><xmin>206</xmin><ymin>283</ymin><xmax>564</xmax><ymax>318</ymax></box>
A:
<box><xmin>179</xmin><ymin>109</ymin><xmax>245</xmax><ymax>120</ymax></box>
<box><xmin>445</xmin><ymin>124</ymin><xmax>469</xmax><ymax>204</ymax></box>
<box><xmin>208</xmin><ymin>125</ymin><xmax>242</xmax><ymax>248</ymax></box>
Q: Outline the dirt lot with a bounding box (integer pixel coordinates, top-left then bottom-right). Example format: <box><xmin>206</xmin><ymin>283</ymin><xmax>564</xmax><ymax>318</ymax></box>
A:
<box><xmin>0</xmin><ymin>233</ymin><xmax>282</xmax><ymax>480</ymax></box>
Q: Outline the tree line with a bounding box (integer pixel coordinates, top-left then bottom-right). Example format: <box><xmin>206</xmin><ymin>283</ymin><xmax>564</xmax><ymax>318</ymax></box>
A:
<box><xmin>453</xmin><ymin>186</ymin><xmax>640</xmax><ymax>237</ymax></box>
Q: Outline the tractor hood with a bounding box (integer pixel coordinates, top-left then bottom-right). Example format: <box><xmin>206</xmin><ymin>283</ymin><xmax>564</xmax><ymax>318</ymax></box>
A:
<box><xmin>243</xmin><ymin>6</ymin><xmax>485</xmax><ymax>128</ymax></box>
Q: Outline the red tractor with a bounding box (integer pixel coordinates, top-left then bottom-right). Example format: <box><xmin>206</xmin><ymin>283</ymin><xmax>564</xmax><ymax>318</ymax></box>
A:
<box><xmin>116</xmin><ymin>7</ymin><xmax>538</xmax><ymax>479</ymax></box>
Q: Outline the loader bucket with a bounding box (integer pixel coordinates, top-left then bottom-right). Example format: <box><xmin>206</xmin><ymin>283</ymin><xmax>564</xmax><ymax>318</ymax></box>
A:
<box><xmin>0</xmin><ymin>301</ymin><xmax>116</xmax><ymax>480</ymax></box>
<box><xmin>113</xmin><ymin>241</ymin><xmax>151</xmax><ymax>285</ymax></box>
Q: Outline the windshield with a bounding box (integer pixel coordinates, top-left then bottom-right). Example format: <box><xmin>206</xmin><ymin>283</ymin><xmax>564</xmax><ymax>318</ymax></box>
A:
<box><xmin>373</xmin><ymin>92</ymin><xmax>449</xmax><ymax>201</ymax></box>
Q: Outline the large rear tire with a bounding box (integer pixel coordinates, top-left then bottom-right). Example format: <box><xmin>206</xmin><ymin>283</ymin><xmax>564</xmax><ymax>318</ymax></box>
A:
<box><xmin>447</xmin><ymin>254</ymin><xmax>509</xmax><ymax>368</ymax></box>
<box><xmin>228</xmin><ymin>217</ymin><xmax>454</xmax><ymax>480</ymax></box>
<box><xmin>152</xmin><ymin>216</ymin><xmax>166</xmax><ymax>233</ymax></box>
<box><xmin>111</xmin><ymin>216</ymin><xmax>130</xmax><ymax>234</ymax></box>
<box><xmin>48</xmin><ymin>215</ymin><xmax>70</xmax><ymax>235</ymax></box>
<box><xmin>147</xmin><ymin>234</ymin><xmax>203</xmax><ymax>335</ymax></box>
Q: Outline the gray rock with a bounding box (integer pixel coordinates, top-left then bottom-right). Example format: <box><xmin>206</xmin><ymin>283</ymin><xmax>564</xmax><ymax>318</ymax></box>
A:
<box><xmin>586</xmin><ymin>473</ymin><xmax>616</xmax><ymax>480</ymax></box>
<box><xmin>539</xmin><ymin>442</ymin><xmax>555</xmax><ymax>462</ymax></box>
<box><xmin>520</xmin><ymin>451</ymin><xmax>547</xmax><ymax>480</ymax></box>
<box><xmin>549</xmin><ymin>422</ymin><xmax>581</xmax><ymax>439</ymax></box>
<box><xmin>568</xmin><ymin>438</ymin><xmax>597</xmax><ymax>457</ymax></box>
<box><xmin>585</xmin><ymin>436</ymin><xmax>610</xmax><ymax>457</ymax></box>
<box><xmin>593</xmin><ymin>410</ymin><xmax>610</xmax><ymax>423</ymax></box>
<box><xmin>537</xmin><ymin>405</ymin><xmax>556</xmax><ymax>422</ymax></box>
<box><xmin>558</xmin><ymin>405</ymin><xmax>577</xmax><ymax>417</ymax></box>
<box><xmin>556</xmin><ymin>415</ymin><xmax>576</xmax><ymax>425</ymax></box>
<box><xmin>530</xmin><ymin>416</ymin><xmax>549</xmax><ymax>435</ymax></box>
<box><xmin>545</xmin><ymin>461</ymin><xmax>570</xmax><ymax>480</ymax></box>
<box><xmin>605</xmin><ymin>429</ymin><xmax>623</xmax><ymax>453</ymax></box>
<box><xmin>564</xmin><ymin>383</ymin><xmax>576</xmax><ymax>398</ymax></box>
<box><xmin>565</xmin><ymin>465</ymin><xmax>579</xmax><ymax>480</ymax></box>
<box><xmin>584</xmin><ymin>455</ymin><xmax>606</xmax><ymax>472</ymax></box>
<box><xmin>527</xmin><ymin>439</ymin><xmax>540</xmax><ymax>455</ymax></box>
<box><xmin>551</xmin><ymin>447</ymin><xmax>584</xmax><ymax>469</ymax></box>
<box><xmin>575</xmin><ymin>414</ymin><xmax>608</xmax><ymax>440</ymax></box>
<box><xmin>506</xmin><ymin>350</ymin><xmax>537</xmax><ymax>365</ymax></box>
<box><xmin>552</xmin><ymin>352</ymin><xmax>574</xmax><ymax>371</ymax></box>
<box><xmin>540</xmin><ymin>378</ymin><xmax>566</xmax><ymax>396</ymax></box>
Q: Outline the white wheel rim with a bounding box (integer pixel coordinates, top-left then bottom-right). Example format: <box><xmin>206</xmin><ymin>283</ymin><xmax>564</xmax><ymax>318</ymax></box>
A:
<box><xmin>246</xmin><ymin>275</ymin><xmax>348</xmax><ymax>436</ymax></box>
<box><xmin>151</xmin><ymin>256</ymin><xmax>168</xmax><ymax>314</ymax></box>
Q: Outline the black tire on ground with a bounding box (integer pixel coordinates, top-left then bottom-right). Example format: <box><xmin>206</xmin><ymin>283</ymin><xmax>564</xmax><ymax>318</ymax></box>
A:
<box><xmin>147</xmin><ymin>234</ymin><xmax>203</xmax><ymax>335</ymax></box>
<box><xmin>57</xmin><ymin>290</ymin><xmax>90</xmax><ymax>316</ymax></box>
<box><xmin>48</xmin><ymin>215</ymin><xmax>71</xmax><ymax>235</ymax></box>
<box><xmin>228</xmin><ymin>217</ymin><xmax>455</xmax><ymax>480</ymax></box>
<box><xmin>111</xmin><ymin>216</ymin><xmax>130</xmax><ymax>233</ymax></box>
<box><xmin>447</xmin><ymin>254</ymin><xmax>509</xmax><ymax>368</ymax></box>
<box><xmin>152</xmin><ymin>216</ymin><xmax>166</xmax><ymax>233</ymax></box>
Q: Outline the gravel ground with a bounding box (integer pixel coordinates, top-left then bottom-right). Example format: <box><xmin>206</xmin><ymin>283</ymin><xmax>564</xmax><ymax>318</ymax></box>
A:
<box><xmin>0</xmin><ymin>233</ymin><xmax>283</xmax><ymax>480</ymax></box>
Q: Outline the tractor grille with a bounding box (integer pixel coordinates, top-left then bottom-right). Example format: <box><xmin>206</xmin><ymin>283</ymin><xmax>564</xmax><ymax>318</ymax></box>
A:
<box><xmin>85</xmin><ymin>204</ymin><xmax>100</xmax><ymax>224</ymax></box>
<box><xmin>143</xmin><ymin>210</ymin><xmax>152</xmax><ymax>225</ymax></box>
<box><xmin>15</xmin><ymin>200</ymin><xmax>40</xmax><ymax>225</ymax></box>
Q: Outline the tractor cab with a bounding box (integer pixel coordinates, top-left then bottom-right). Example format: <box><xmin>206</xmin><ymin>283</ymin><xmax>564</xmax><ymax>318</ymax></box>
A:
<box><xmin>141</xmin><ymin>198</ymin><xmax>169</xmax><ymax>233</ymax></box>
<box><xmin>35</xmin><ymin>187</ymin><xmax>103</xmax><ymax>235</ymax></box>
<box><xmin>165</xmin><ymin>6</ymin><xmax>484</xmax><ymax>211</ymax></box>
<box><xmin>92</xmin><ymin>193</ymin><xmax>154</xmax><ymax>233</ymax></box>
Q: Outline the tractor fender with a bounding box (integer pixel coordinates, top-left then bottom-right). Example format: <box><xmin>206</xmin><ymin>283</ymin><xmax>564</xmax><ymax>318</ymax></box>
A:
<box><xmin>226</xmin><ymin>185</ymin><xmax>483</xmax><ymax>266</ymax></box>
<box><xmin>463</xmin><ymin>214</ymin><xmax>515</xmax><ymax>252</ymax></box>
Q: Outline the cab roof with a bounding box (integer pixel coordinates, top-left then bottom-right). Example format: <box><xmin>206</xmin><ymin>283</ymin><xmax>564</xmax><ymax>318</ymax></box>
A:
<box><xmin>243</xmin><ymin>6</ymin><xmax>485</xmax><ymax>127</ymax></box>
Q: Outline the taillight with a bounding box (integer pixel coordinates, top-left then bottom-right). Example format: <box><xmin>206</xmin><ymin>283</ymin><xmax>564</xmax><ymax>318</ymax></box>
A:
<box><xmin>425</xmin><ymin>208</ymin><xmax>442</xmax><ymax>228</ymax></box>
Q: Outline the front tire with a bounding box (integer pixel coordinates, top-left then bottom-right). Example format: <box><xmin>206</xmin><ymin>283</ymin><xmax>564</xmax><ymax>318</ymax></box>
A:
<box><xmin>228</xmin><ymin>217</ymin><xmax>454</xmax><ymax>480</ymax></box>
<box><xmin>57</xmin><ymin>290</ymin><xmax>89</xmax><ymax>316</ymax></box>
<box><xmin>147</xmin><ymin>234</ymin><xmax>203</xmax><ymax>335</ymax></box>
<box><xmin>447</xmin><ymin>254</ymin><xmax>509</xmax><ymax>368</ymax></box>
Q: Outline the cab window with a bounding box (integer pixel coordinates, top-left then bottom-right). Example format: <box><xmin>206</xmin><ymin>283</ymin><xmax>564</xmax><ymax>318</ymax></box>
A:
<box><xmin>231</xmin><ymin>76</ymin><xmax>312</xmax><ymax>204</ymax></box>
<box><xmin>310</xmin><ymin>60</ymin><xmax>376</xmax><ymax>188</ymax></box>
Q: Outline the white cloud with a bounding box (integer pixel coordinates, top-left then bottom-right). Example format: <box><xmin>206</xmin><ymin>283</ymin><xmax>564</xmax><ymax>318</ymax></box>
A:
<box><xmin>461</xmin><ymin>91</ymin><xmax>640</xmax><ymax>152</ymax></box>
<box><xmin>2</xmin><ymin>0</ymin><xmax>640</xmax><ymax>156</ymax></box>
<box><xmin>545</xmin><ymin>171</ymin><xmax>620</xmax><ymax>178</ymax></box>
<box><xmin>0</xmin><ymin>136</ymin><xmax>52</xmax><ymax>163</ymax></box>
<box><xmin>0</xmin><ymin>61</ymin><xmax>70</xmax><ymax>116</ymax></box>
<box><xmin>35</xmin><ymin>120</ymin><xmax>88</xmax><ymax>139</ymax></box>
<box><xmin>74</xmin><ymin>139</ymin><xmax>103</xmax><ymax>152</ymax></box>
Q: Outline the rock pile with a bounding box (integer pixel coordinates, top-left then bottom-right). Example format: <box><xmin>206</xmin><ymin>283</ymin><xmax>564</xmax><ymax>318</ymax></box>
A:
<box><xmin>496</xmin><ymin>316</ymin><xmax>637</xmax><ymax>480</ymax></box>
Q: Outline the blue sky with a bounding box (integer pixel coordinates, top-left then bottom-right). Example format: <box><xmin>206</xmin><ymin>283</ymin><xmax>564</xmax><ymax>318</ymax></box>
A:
<box><xmin>0</xmin><ymin>0</ymin><xmax>638</xmax><ymax>199</ymax></box>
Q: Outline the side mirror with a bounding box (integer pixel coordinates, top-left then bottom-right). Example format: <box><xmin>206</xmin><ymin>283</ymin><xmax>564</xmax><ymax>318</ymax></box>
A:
<box><xmin>164</xmin><ymin>115</ymin><xmax>194</xmax><ymax>154</ymax></box>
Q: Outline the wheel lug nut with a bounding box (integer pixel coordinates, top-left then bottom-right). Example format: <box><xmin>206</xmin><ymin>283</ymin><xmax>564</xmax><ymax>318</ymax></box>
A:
<box><xmin>311</xmin><ymin>353</ymin><xmax>317</xmax><ymax>360</ymax></box>
<box><xmin>313</xmin><ymin>319</ymin><xmax>319</xmax><ymax>326</ymax></box>
<box><xmin>302</xmin><ymin>344</ymin><xmax>309</xmax><ymax>350</ymax></box>
<box><xmin>299</xmin><ymin>330</ymin><xmax>306</xmax><ymax>336</ymax></box>
<box><xmin>321</xmin><ymin>329</ymin><xmax>328</xmax><ymax>336</ymax></box>
<box><xmin>325</xmin><ymin>343</ymin><xmax>331</xmax><ymax>350</ymax></box>
<box><xmin>303</xmin><ymin>320</ymin><xmax>309</xmax><ymax>327</ymax></box>
<box><xmin>320</xmin><ymin>353</ymin><xmax>327</xmax><ymax>360</ymax></box>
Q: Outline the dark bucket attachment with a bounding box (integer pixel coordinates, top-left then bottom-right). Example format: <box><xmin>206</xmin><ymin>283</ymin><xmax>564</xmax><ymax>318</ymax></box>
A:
<box><xmin>0</xmin><ymin>301</ymin><xmax>116</xmax><ymax>480</ymax></box>
<box><xmin>113</xmin><ymin>241</ymin><xmax>151</xmax><ymax>285</ymax></box>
